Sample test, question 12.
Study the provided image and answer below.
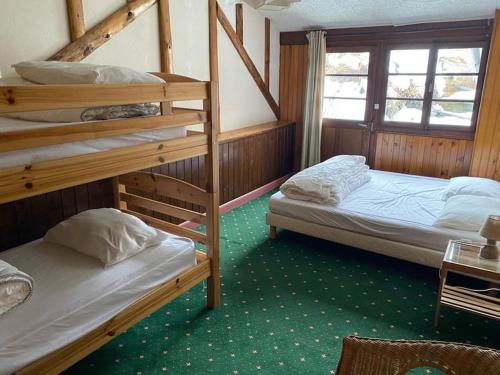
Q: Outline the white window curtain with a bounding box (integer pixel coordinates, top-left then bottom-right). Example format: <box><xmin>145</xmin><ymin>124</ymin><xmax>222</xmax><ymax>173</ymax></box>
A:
<box><xmin>301</xmin><ymin>30</ymin><xmax>326</xmax><ymax>170</ymax></box>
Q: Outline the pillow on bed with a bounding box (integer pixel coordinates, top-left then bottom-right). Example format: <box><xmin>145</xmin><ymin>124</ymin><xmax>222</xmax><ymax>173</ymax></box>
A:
<box><xmin>441</xmin><ymin>176</ymin><xmax>500</xmax><ymax>201</ymax></box>
<box><xmin>44</xmin><ymin>208</ymin><xmax>169</xmax><ymax>266</ymax></box>
<box><xmin>0</xmin><ymin>76</ymin><xmax>160</xmax><ymax>123</ymax></box>
<box><xmin>12</xmin><ymin>61</ymin><xmax>163</xmax><ymax>85</ymax></box>
<box><xmin>433</xmin><ymin>195</ymin><xmax>500</xmax><ymax>231</ymax></box>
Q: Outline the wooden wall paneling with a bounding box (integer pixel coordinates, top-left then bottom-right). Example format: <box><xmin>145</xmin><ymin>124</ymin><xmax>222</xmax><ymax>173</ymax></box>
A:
<box><xmin>470</xmin><ymin>10</ymin><xmax>500</xmax><ymax>180</ymax></box>
<box><xmin>373</xmin><ymin>133</ymin><xmax>474</xmax><ymax>179</ymax></box>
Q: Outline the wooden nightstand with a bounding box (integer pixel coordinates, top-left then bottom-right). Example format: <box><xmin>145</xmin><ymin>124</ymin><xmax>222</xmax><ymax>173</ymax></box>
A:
<box><xmin>434</xmin><ymin>240</ymin><xmax>500</xmax><ymax>327</ymax></box>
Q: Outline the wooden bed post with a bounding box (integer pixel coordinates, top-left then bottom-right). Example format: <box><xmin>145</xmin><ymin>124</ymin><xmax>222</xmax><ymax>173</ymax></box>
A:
<box><xmin>205</xmin><ymin>0</ymin><xmax>220</xmax><ymax>309</ymax></box>
<box><xmin>158</xmin><ymin>0</ymin><xmax>173</xmax><ymax>115</ymax></box>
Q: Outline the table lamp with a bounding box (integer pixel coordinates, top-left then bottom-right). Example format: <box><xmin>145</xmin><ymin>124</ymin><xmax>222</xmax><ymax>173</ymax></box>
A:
<box><xmin>479</xmin><ymin>215</ymin><xmax>500</xmax><ymax>259</ymax></box>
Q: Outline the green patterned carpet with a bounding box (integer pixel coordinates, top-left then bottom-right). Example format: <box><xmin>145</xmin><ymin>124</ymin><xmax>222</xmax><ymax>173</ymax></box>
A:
<box><xmin>67</xmin><ymin>191</ymin><xmax>499</xmax><ymax>374</ymax></box>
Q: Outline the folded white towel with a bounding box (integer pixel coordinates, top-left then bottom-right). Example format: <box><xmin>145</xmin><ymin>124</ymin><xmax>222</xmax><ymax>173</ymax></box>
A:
<box><xmin>280</xmin><ymin>155</ymin><xmax>371</xmax><ymax>204</ymax></box>
<box><xmin>0</xmin><ymin>260</ymin><xmax>34</xmax><ymax>316</ymax></box>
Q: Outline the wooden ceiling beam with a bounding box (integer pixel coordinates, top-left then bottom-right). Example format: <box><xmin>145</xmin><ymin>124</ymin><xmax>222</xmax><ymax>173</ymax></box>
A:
<box><xmin>217</xmin><ymin>4</ymin><xmax>280</xmax><ymax>119</ymax></box>
<box><xmin>49</xmin><ymin>0</ymin><xmax>157</xmax><ymax>61</ymax></box>
<box><xmin>66</xmin><ymin>0</ymin><xmax>85</xmax><ymax>41</ymax></box>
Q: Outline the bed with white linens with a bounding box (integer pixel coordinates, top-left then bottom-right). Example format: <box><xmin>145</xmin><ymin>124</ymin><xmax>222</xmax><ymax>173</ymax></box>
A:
<box><xmin>0</xmin><ymin>116</ymin><xmax>186</xmax><ymax>169</ymax></box>
<box><xmin>0</xmin><ymin>234</ymin><xmax>196</xmax><ymax>375</ymax></box>
<box><xmin>268</xmin><ymin>168</ymin><xmax>489</xmax><ymax>268</ymax></box>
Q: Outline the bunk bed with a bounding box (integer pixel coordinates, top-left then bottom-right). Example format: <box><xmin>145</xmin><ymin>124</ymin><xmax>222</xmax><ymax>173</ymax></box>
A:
<box><xmin>0</xmin><ymin>1</ymin><xmax>220</xmax><ymax>374</ymax></box>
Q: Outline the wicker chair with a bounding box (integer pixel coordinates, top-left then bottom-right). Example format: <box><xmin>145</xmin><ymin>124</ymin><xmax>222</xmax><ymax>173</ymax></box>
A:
<box><xmin>335</xmin><ymin>336</ymin><xmax>500</xmax><ymax>375</ymax></box>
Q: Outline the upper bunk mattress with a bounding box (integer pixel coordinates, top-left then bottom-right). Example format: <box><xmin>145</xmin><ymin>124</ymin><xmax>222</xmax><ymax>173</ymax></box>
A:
<box><xmin>269</xmin><ymin>170</ymin><xmax>483</xmax><ymax>252</ymax></box>
<box><xmin>0</xmin><ymin>234</ymin><xmax>196</xmax><ymax>375</ymax></box>
<box><xmin>0</xmin><ymin>116</ymin><xmax>186</xmax><ymax>169</ymax></box>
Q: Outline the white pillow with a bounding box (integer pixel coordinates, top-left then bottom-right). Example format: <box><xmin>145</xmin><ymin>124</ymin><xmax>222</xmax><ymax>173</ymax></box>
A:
<box><xmin>44</xmin><ymin>208</ymin><xmax>169</xmax><ymax>266</ymax></box>
<box><xmin>442</xmin><ymin>176</ymin><xmax>500</xmax><ymax>201</ymax></box>
<box><xmin>433</xmin><ymin>195</ymin><xmax>500</xmax><ymax>231</ymax></box>
<box><xmin>12</xmin><ymin>61</ymin><xmax>164</xmax><ymax>85</ymax></box>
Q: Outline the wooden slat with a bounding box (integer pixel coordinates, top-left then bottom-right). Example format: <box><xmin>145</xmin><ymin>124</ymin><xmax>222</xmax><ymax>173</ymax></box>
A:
<box><xmin>66</xmin><ymin>0</ymin><xmax>85</xmax><ymax>41</ymax></box>
<box><xmin>0</xmin><ymin>135</ymin><xmax>208</xmax><ymax>205</ymax></box>
<box><xmin>0</xmin><ymin>109</ymin><xmax>207</xmax><ymax>152</ymax></box>
<box><xmin>119</xmin><ymin>171</ymin><xmax>208</xmax><ymax>206</ymax></box>
<box><xmin>0</xmin><ymin>82</ymin><xmax>209</xmax><ymax>113</ymax></box>
<box><xmin>120</xmin><ymin>192</ymin><xmax>207</xmax><ymax>224</ymax></box>
<box><xmin>443</xmin><ymin>286</ymin><xmax>500</xmax><ymax>312</ymax></box>
<box><xmin>265</xmin><ymin>17</ymin><xmax>270</xmax><ymax>89</ymax></box>
<box><xmin>235</xmin><ymin>3</ymin><xmax>243</xmax><ymax>43</ymax></box>
<box><xmin>17</xmin><ymin>254</ymin><xmax>210</xmax><ymax>374</ymax></box>
<box><xmin>50</xmin><ymin>0</ymin><xmax>157</xmax><ymax>61</ymax></box>
<box><xmin>216</xmin><ymin>4</ymin><xmax>280</xmax><ymax>119</ymax></box>
<box><xmin>124</xmin><ymin>209</ymin><xmax>207</xmax><ymax>244</ymax></box>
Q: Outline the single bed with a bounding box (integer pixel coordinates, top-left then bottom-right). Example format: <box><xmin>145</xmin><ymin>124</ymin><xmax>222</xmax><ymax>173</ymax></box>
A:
<box><xmin>267</xmin><ymin>170</ymin><xmax>483</xmax><ymax>268</ymax></box>
<box><xmin>0</xmin><ymin>116</ymin><xmax>187</xmax><ymax>169</ymax></box>
<box><xmin>0</xmin><ymin>234</ymin><xmax>196</xmax><ymax>375</ymax></box>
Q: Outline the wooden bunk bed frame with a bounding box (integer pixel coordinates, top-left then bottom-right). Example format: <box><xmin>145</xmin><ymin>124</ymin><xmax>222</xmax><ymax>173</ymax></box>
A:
<box><xmin>0</xmin><ymin>1</ymin><xmax>220</xmax><ymax>374</ymax></box>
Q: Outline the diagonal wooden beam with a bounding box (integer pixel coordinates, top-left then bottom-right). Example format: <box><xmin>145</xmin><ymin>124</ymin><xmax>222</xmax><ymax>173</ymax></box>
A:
<box><xmin>66</xmin><ymin>0</ymin><xmax>85</xmax><ymax>41</ymax></box>
<box><xmin>50</xmin><ymin>0</ymin><xmax>157</xmax><ymax>61</ymax></box>
<box><xmin>216</xmin><ymin>4</ymin><xmax>280</xmax><ymax>119</ymax></box>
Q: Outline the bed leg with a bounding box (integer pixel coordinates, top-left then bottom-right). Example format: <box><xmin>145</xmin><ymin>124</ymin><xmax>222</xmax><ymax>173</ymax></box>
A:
<box><xmin>207</xmin><ymin>275</ymin><xmax>220</xmax><ymax>309</ymax></box>
<box><xmin>270</xmin><ymin>225</ymin><xmax>277</xmax><ymax>239</ymax></box>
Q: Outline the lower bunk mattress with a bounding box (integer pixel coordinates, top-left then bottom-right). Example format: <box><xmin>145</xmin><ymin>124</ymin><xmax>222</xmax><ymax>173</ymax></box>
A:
<box><xmin>269</xmin><ymin>170</ymin><xmax>483</xmax><ymax>253</ymax></box>
<box><xmin>0</xmin><ymin>235</ymin><xmax>196</xmax><ymax>375</ymax></box>
<box><xmin>0</xmin><ymin>116</ymin><xmax>186</xmax><ymax>169</ymax></box>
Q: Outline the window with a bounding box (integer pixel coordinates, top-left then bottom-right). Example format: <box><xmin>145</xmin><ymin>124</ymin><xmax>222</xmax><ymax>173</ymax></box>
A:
<box><xmin>382</xmin><ymin>45</ymin><xmax>484</xmax><ymax>131</ymax></box>
<box><xmin>323</xmin><ymin>52</ymin><xmax>370</xmax><ymax>121</ymax></box>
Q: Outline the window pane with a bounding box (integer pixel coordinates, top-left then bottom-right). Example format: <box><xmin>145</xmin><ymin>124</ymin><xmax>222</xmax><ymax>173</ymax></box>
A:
<box><xmin>385</xmin><ymin>99</ymin><xmax>423</xmax><ymax>123</ymax></box>
<box><xmin>324</xmin><ymin>76</ymin><xmax>368</xmax><ymax>98</ymax></box>
<box><xmin>430</xmin><ymin>101</ymin><xmax>474</xmax><ymax>126</ymax></box>
<box><xmin>387</xmin><ymin>75</ymin><xmax>426</xmax><ymax>99</ymax></box>
<box><xmin>389</xmin><ymin>49</ymin><xmax>429</xmax><ymax>74</ymax></box>
<box><xmin>323</xmin><ymin>98</ymin><xmax>366</xmax><ymax>120</ymax></box>
<box><xmin>325</xmin><ymin>52</ymin><xmax>370</xmax><ymax>74</ymax></box>
<box><xmin>433</xmin><ymin>75</ymin><xmax>478</xmax><ymax>101</ymax></box>
<box><xmin>436</xmin><ymin>48</ymin><xmax>482</xmax><ymax>74</ymax></box>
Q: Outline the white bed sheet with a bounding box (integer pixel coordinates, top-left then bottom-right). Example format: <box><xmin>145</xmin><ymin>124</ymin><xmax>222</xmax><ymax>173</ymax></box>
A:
<box><xmin>269</xmin><ymin>170</ymin><xmax>483</xmax><ymax>251</ymax></box>
<box><xmin>0</xmin><ymin>235</ymin><xmax>196</xmax><ymax>375</ymax></box>
<box><xmin>0</xmin><ymin>116</ymin><xmax>186</xmax><ymax>169</ymax></box>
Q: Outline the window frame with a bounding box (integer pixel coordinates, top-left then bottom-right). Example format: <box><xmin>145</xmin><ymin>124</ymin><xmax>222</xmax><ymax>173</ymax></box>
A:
<box><xmin>322</xmin><ymin>45</ymin><xmax>378</xmax><ymax>128</ymax></box>
<box><xmin>378</xmin><ymin>41</ymin><xmax>489</xmax><ymax>138</ymax></box>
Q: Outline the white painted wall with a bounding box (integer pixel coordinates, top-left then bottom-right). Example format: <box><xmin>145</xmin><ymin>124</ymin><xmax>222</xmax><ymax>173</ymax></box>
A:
<box><xmin>0</xmin><ymin>0</ymin><xmax>279</xmax><ymax>131</ymax></box>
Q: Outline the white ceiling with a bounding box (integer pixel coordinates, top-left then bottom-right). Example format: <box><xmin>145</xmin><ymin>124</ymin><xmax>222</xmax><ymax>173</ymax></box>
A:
<box><xmin>252</xmin><ymin>0</ymin><xmax>499</xmax><ymax>31</ymax></box>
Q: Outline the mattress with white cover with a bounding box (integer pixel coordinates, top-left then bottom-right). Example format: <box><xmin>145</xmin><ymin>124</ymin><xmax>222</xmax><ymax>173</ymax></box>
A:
<box><xmin>269</xmin><ymin>170</ymin><xmax>483</xmax><ymax>251</ymax></box>
<box><xmin>0</xmin><ymin>235</ymin><xmax>196</xmax><ymax>375</ymax></box>
<box><xmin>0</xmin><ymin>116</ymin><xmax>186</xmax><ymax>169</ymax></box>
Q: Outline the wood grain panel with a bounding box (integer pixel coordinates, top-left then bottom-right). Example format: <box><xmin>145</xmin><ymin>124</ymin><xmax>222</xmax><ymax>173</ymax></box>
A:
<box><xmin>373</xmin><ymin>133</ymin><xmax>473</xmax><ymax>178</ymax></box>
<box><xmin>0</xmin><ymin>124</ymin><xmax>294</xmax><ymax>251</ymax></box>
<box><xmin>280</xmin><ymin>44</ymin><xmax>308</xmax><ymax>170</ymax></box>
<box><xmin>470</xmin><ymin>10</ymin><xmax>500</xmax><ymax>180</ymax></box>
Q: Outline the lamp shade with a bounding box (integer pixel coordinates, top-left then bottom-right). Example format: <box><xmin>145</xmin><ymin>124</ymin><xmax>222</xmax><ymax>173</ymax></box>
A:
<box><xmin>479</xmin><ymin>215</ymin><xmax>500</xmax><ymax>241</ymax></box>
